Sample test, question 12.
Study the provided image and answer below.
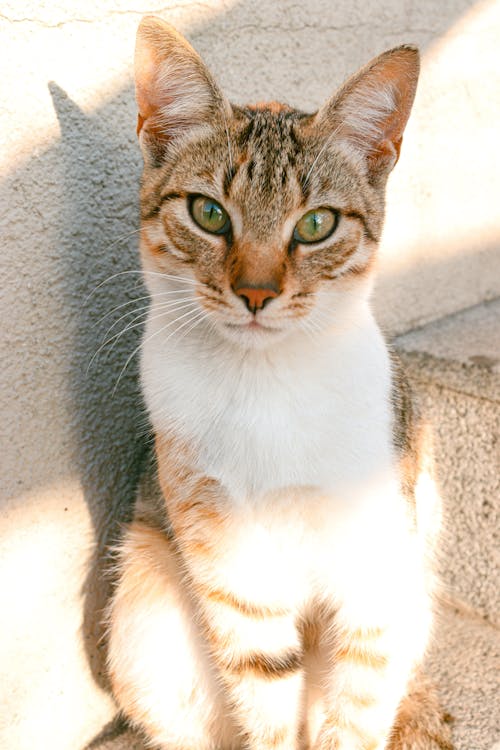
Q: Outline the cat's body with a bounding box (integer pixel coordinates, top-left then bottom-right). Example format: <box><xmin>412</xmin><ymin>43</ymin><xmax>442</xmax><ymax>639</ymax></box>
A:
<box><xmin>105</xmin><ymin>17</ymin><xmax>453</xmax><ymax>750</ymax></box>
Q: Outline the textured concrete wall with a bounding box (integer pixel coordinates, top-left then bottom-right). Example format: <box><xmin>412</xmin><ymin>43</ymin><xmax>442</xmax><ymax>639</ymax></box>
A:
<box><xmin>1</xmin><ymin>2</ymin><xmax>499</xmax><ymax>749</ymax></box>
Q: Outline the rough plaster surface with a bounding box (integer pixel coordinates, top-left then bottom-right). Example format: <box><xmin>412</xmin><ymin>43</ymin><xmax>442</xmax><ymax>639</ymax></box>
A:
<box><xmin>1</xmin><ymin>1</ymin><xmax>499</xmax><ymax>749</ymax></box>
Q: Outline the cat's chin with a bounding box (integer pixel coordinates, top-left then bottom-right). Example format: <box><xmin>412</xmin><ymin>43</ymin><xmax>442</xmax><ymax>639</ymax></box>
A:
<box><xmin>216</xmin><ymin>320</ymin><xmax>292</xmax><ymax>350</ymax></box>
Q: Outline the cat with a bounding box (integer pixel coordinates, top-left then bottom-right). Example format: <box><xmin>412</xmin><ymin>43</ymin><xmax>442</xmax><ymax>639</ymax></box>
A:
<box><xmin>104</xmin><ymin>16</ymin><xmax>454</xmax><ymax>750</ymax></box>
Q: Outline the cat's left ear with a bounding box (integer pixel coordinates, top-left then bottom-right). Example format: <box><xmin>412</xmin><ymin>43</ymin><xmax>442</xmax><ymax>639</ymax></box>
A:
<box><xmin>316</xmin><ymin>46</ymin><xmax>419</xmax><ymax>182</ymax></box>
<box><xmin>135</xmin><ymin>16</ymin><xmax>231</xmax><ymax>164</ymax></box>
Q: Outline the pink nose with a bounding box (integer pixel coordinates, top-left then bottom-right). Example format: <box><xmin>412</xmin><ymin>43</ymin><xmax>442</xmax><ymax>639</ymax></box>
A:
<box><xmin>234</xmin><ymin>284</ymin><xmax>279</xmax><ymax>313</ymax></box>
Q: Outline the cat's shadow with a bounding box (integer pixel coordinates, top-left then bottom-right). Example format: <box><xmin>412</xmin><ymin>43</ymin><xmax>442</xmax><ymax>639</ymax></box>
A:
<box><xmin>49</xmin><ymin>82</ymin><xmax>152</xmax><ymax>692</ymax></box>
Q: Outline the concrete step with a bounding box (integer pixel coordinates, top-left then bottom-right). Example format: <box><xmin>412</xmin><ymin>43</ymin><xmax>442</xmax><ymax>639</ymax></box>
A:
<box><xmin>425</xmin><ymin>605</ymin><xmax>499</xmax><ymax>750</ymax></box>
<box><xmin>395</xmin><ymin>298</ymin><xmax>500</xmax><ymax>627</ymax></box>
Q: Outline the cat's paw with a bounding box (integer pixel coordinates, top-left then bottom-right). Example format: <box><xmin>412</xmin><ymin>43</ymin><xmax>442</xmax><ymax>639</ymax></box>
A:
<box><xmin>387</xmin><ymin>679</ymin><xmax>455</xmax><ymax>750</ymax></box>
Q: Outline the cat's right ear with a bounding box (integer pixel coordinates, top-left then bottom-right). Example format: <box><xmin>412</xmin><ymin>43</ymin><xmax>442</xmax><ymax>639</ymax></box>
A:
<box><xmin>135</xmin><ymin>17</ymin><xmax>230</xmax><ymax>165</ymax></box>
<box><xmin>315</xmin><ymin>45</ymin><xmax>419</xmax><ymax>184</ymax></box>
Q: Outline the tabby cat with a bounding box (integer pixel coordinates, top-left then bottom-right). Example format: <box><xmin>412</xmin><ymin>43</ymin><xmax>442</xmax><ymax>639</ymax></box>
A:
<box><xmin>106</xmin><ymin>16</ymin><xmax>453</xmax><ymax>750</ymax></box>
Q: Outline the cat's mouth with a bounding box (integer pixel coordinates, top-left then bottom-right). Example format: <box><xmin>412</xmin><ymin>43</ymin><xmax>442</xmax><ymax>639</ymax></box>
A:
<box><xmin>225</xmin><ymin>321</ymin><xmax>281</xmax><ymax>333</ymax></box>
<box><xmin>217</xmin><ymin>317</ymin><xmax>291</xmax><ymax>349</ymax></box>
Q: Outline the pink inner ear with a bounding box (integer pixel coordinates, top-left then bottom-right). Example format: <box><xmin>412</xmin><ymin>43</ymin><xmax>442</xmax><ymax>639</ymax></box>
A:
<box><xmin>378</xmin><ymin>106</ymin><xmax>405</xmax><ymax>152</ymax></box>
<box><xmin>135</xmin><ymin>44</ymin><xmax>160</xmax><ymax>121</ymax></box>
<box><xmin>324</xmin><ymin>46</ymin><xmax>419</xmax><ymax>174</ymax></box>
<box><xmin>391</xmin><ymin>136</ymin><xmax>403</xmax><ymax>161</ymax></box>
<box><xmin>135</xmin><ymin>40</ymin><xmax>177</xmax><ymax>122</ymax></box>
<box><xmin>368</xmin><ymin>138</ymin><xmax>401</xmax><ymax>174</ymax></box>
<box><xmin>135</xmin><ymin>46</ymin><xmax>177</xmax><ymax>140</ymax></box>
<box><xmin>370</xmin><ymin>56</ymin><xmax>418</xmax><ymax>147</ymax></box>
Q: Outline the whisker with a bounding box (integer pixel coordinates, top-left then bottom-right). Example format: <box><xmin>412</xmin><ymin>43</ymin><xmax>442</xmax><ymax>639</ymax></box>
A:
<box><xmin>96</xmin><ymin>295</ymin><xmax>195</xmax><ymax>335</ymax></box>
<box><xmin>112</xmin><ymin>306</ymin><xmax>204</xmax><ymax>396</ymax></box>
<box><xmin>297</xmin><ymin>317</ymin><xmax>318</xmax><ymax>343</ymax></box>
<box><xmin>221</xmin><ymin>106</ymin><xmax>233</xmax><ymax>174</ymax></box>
<box><xmin>148</xmin><ymin>292</ymin><xmax>197</xmax><ymax>305</ymax></box>
<box><xmin>311</xmin><ymin>308</ymin><xmax>334</xmax><ymax>328</ymax></box>
<box><xmin>85</xmin><ymin>270</ymin><xmax>197</xmax><ymax>303</ymax></box>
<box><xmin>94</xmin><ymin>295</ymin><xmax>152</xmax><ymax>326</ymax></box>
<box><xmin>95</xmin><ymin>289</ymin><xmax>195</xmax><ymax>326</ymax></box>
<box><xmin>140</xmin><ymin>270</ymin><xmax>198</xmax><ymax>285</ymax></box>
<box><xmin>303</xmin><ymin>123</ymin><xmax>342</xmax><ymax>189</ymax></box>
<box><xmin>88</xmin><ymin>300</ymin><xmax>198</xmax><ymax>373</ymax></box>
<box><xmin>104</xmin><ymin>226</ymin><xmax>144</xmax><ymax>250</ymax></box>
<box><xmin>104</xmin><ymin>298</ymin><xmax>197</xmax><ymax>348</ymax></box>
<box><xmin>167</xmin><ymin>308</ymin><xmax>211</xmax><ymax>347</ymax></box>
<box><xmin>306</xmin><ymin>310</ymin><xmax>334</xmax><ymax>338</ymax></box>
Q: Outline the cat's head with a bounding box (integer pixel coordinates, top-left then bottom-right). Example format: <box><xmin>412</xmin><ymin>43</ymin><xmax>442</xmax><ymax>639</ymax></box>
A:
<box><xmin>135</xmin><ymin>17</ymin><xmax>419</xmax><ymax>350</ymax></box>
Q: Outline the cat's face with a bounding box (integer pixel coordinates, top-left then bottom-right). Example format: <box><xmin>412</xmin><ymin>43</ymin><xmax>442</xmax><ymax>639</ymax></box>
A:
<box><xmin>135</xmin><ymin>18</ymin><xmax>419</xmax><ymax>350</ymax></box>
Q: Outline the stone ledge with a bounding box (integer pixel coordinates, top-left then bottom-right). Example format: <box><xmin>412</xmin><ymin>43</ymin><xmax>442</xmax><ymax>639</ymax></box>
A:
<box><xmin>394</xmin><ymin>298</ymin><xmax>500</xmax><ymax>626</ymax></box>
<box><xmin>394</xmin><ymin>297</ymin><xmax>500</xmax><ymax>402</ymax></box>
<box><xmin>426</xmin><ymin>605</ymin><xmax>500</xmax><ymax>750</ymax></box>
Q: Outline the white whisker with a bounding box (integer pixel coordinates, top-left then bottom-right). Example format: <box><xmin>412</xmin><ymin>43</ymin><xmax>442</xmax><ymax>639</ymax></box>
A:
<box><xmin>104</xmin><ymin>227</ymin><xmax>144</xmax><ymax>250</ymax></box>
<box><xmin>111</xmin><ymin>306</ymin><xmax>205</xmax><ymax>396</ymax></box>
<box><xmin>221</xmin><ymin>106</ymin><xmax>233</xmax><ymax>174</ymax></box>
<box><xmin>88</xmin><ymin>300</ymin><xmax>198</xmax><ymax>373</ymax></box>
<box><xmin>98</xmin><ymin>295</ymin><xmax>195</xmax><ymax>337</ymax></box>
<box><xmin>95</xmin><ymin>289</ymin><xmax>195</xmax><ymax>326</ymax></box>
<box><xmin>298</xmin><ymin>316</ymin><xmax>320</xmax><ymax>343</ymax></box>
<box><xmin>167</xmin><ymin>308</ymin><xmax>212</xmax><ymax>348</ymax></box>
<box><xmin>94</xmin><ymin>294</ymin><xmax>152</xmax><ymax>326</ymax></box>
<box><xmin>141</xmin><ymin>270</ymin><xmax>198</xmax><ymax>285</ymax></box>
<box><xmin>85</xmin><ymin>270</ymin><xmax>197</xmax><ymax>303</ymax></box>
<box><xmin>303</xmin><ymin>123</ymin><xmax>342</xmax><ymax>188</ymax></box>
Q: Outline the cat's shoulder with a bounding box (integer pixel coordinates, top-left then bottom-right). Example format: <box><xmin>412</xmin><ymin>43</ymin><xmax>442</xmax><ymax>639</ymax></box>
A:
<box><xmin>388</xmin><ymin>347</ymin><xmax>436</xmax><ymax>509</ymax></box>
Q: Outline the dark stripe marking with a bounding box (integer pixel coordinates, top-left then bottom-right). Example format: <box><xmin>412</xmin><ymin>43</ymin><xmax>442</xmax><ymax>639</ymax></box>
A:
<box><xmin>160</xmin><ymin>191</ymin><xmax>184</xmax><ymax>203</ymax></box>
<box><xmin>229</xmin><ymin>648</ymin><xmax>302</xmax><ymax>679</ymax></box>
<box><xmin>161</xmin><ymin>227</ymin><xmax>193</xmax><ymax>260</ymax></box>
<box><xmin>142</xmin><ymin>192</ymin><xmax>186</xmax><ymax>221</ymax></box>
<box><xmin>344</xmin><ymin>210</ymin><xmax>377</xmax><ymax>243</ymax></box>
<box><xmin>204</xmin><ymin>586</ymin><xmax>289</xmax><ymax>619</ymax></box>
<box><xmin>336</xmin><ymin>643</ymin><xmax>389</xmax><ymax>669</ymax></box>
<box><xmin>141</xmin><ymin>204</ymin><xmax>160</xmax><ymax>220</ymax></box>
<box><xmin>223</xmin><ymin>165</ymin><xmax>238</xmax><ymax>196</ymax></box>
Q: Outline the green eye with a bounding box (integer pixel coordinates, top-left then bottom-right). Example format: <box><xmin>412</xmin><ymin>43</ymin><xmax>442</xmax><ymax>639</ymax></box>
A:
<box><xmin>293</xmin><ymin>208</ymin><xmax>337</xmax><ymax>244</ymax></box>
<box><xmin>190</xmin><ymin>195</ymin><xmax>230</xmax><ymax>235</ymax></box>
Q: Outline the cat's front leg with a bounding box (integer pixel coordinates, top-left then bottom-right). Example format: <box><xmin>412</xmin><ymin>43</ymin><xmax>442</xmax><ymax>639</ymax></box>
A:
<box><xmin>196</xmin><ymin>590</ymin><xmax>305</xmax><ymax>750</ymax></box>
<box><xmin>313</xmin><ymin>578</ymin><xmax>432</xmax><ymax>750</ymax></box>
<box><xmin>177</xmin><ymin>534</ymin><xmax>305</xmax><ymax>749</ymax></box>
<box><xmin>174</xmin><ymin>517</ymin><xmax>306</xmax><ymax>749</ymax></box>
<box><xmin>156</xmin><ymin>435</ymin><xmax>305</xmax><ymax>750</ymax></box>
<box><xmin>313</xmin><ymin>623</ymin><xmax>415</xmax><ymax>750</ymax></box>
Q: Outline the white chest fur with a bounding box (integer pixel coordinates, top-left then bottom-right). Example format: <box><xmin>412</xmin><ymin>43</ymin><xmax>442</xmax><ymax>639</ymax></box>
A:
<box><xmin>141</xmin><ymin>307</ymin><xmax>397</xmax><ymax>503</ymax></box>
<box><xmin>140</xmin><ymin>306</ymin><xmax>426</xmax><ymax>617</ymax></box>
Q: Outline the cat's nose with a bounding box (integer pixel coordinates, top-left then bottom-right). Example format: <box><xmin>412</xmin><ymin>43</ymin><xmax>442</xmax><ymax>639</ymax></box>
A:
<box><xmin>233</xmin><ymin>283</ymin><xmax>279</xmax><ymax>313</ymax></box>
